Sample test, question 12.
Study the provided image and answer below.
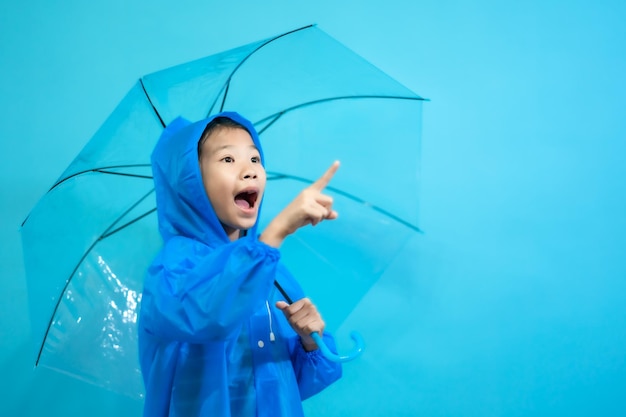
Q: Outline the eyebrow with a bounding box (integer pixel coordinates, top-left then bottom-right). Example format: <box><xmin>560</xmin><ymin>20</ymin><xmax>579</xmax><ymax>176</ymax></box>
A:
<box><xmin>211</xmin><ymin>144</ymin><xmax>259</xmax><ymax>153</ymax></box>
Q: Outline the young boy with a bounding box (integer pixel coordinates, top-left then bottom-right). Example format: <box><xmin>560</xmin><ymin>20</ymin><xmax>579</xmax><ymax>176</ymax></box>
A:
<box><xmin>138</xmin><ymin>111</ymin><xmax>342</xmax><ymax>417</ymax></box>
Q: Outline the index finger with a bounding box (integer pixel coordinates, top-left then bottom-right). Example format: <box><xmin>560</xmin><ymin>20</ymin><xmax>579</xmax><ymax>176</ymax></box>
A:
<box><xmin>310</xmin><ymin>160</ymin><xmax>340</xmax><ymax>191</ymax></box>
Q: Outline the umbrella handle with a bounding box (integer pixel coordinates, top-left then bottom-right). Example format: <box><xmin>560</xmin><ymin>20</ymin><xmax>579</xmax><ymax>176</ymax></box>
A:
<box><xmin>273</xmin><ymin>280</ymin><xmax>364</xmax><ymax>362</ymax></box>
<box><xmin>311</xmin><ymin>331</ymin><xmax>365</xmax><ymax>363</ymax></box>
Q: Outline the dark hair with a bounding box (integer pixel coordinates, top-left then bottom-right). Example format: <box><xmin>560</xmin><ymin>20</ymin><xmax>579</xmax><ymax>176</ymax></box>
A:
<box><xmin>197</xmin><ymin>116</ymin><xmax>251</xmax><ymax>158</ymax></box>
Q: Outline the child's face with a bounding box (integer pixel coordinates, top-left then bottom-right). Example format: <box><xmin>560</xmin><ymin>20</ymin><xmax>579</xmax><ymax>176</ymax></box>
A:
<box><xmin>199</xmin><ymin>127</ymin><xmax>266</xmax><ymax>241</ymax></box>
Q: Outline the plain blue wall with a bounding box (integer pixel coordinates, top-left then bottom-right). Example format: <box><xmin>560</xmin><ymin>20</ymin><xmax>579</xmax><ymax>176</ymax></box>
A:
<box><xmin>1</xmin><ymin>1</ymin><xmax>625</xmax><ymax>416</ymax></box>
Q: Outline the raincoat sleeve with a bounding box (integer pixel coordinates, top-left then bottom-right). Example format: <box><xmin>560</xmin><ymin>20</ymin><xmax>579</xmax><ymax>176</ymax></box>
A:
<box><xmin>275</xmin><ymin>265</ymin><xmax>343</xmax><ymax>399</ymax></box>
<box><xmin>141</xmin><ymin>235</ymin><xmax>278</xmax><ymax>343</ymax></box>
<box><xmin>290</xmin><ymin>333</ymin><xmax>342</xmax><ymax>400</ymax></box>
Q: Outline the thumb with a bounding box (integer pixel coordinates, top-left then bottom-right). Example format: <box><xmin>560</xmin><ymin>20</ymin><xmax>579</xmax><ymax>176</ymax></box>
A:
<box><xmin>275</xmin><ymin>301</ymin><xmax>289</xmax><ymax>311</ymax></box>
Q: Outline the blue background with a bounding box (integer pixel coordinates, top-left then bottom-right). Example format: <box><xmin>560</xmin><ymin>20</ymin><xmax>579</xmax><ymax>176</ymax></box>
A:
<box><xmin>1</xmin><ymin>1</ymin><xmax>625</xmax><ymax>415</ymax></box>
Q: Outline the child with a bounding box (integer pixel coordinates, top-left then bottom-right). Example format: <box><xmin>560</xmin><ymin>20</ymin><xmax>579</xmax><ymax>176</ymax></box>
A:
<box><xmin>138</xmin><ymin>111</ymin><xmax>342</xmax><ymax>417</ymax></box>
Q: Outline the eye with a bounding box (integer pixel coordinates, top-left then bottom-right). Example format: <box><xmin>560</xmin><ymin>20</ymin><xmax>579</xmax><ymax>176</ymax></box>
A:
<box><xmin>251</xmin><ymin>156</ymin><xmax>261</xmax><ymax>164</ymax></box>
<box><xmin>222</xmin><ymin>156</ymin><xmax>234</xmax><ymax>163</ymax></box>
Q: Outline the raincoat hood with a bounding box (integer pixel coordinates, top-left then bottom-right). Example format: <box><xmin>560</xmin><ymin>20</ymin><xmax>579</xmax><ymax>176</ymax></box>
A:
<box><xmin>151</xmin><ymin>111</ymin><xmax>265</xmax><ymax>245</ymax></box>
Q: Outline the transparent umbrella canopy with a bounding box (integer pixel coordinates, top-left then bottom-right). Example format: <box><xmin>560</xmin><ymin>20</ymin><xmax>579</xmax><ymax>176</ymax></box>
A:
<box><xmin>21</xmin><ymin>24</ymin><xmax>425</xmax><ymax>399</ymax></box>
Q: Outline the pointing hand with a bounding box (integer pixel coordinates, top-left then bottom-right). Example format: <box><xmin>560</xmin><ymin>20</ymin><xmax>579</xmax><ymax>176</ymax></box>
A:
<box><xmin>260</xmin><ymin>161</ymin><xmax>340</xmax><ymax>247</ymax></box>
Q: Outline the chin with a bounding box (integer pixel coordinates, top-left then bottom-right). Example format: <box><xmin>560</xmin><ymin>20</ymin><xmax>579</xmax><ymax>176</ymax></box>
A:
<box><xmin>241</xmin><ymin>223</ymin><xmax>257</xmax><ymax>232</ymax></box>
<box><xmin>238</xmin><ymin>219</ymin><xmax>258</xmax><ymax>231</ymax></box>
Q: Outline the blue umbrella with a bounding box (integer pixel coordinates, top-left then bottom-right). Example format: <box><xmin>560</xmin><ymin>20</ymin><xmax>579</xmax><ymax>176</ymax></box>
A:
<box><xmin>21</xmin><ymin>24</ymin><xmax>425</xmax><ymax>398</ymax></box>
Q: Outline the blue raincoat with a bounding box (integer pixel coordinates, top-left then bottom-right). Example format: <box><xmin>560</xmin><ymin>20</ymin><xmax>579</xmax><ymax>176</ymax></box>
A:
<box><xmin>138</xmin><ymin>112</ymin><xmax>342</xmax><ymax>417</ymax></box>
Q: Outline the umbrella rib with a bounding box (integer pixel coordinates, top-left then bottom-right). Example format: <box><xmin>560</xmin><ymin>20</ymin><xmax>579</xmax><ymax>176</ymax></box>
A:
<box><xmin>254</xmin><ymin>94</ymin><xmax>425</xmax><ymax>127</ymax></box>
<box><xmin>139</xmin><ymin>78</ymin><xmax>166</xmax><ymax>128</ymax></box>
<box><xmin>101</xmin><ymin>188</ymin><xmax>156</xmax><ymax>237</ymax></box>
<box><xmin>35</xmin><ymin>243</ymin><xmax>96</xmax><ymax>365</ymax></box>
<box><xmin>216</xmin><ymin>24</ymin><xmax>314</xmax><ymax>113</ymax></box>
<box><xmin>49</xmin><ymin>164</ymin><xmax>153</xmax><ymax>191</ymax></box>
<box><xmin>218</xmin><ymin>82</ymin><xmax>230</xmax><ymax>113</ymax></box>
<box><xmin>96</xmin><ymin>170</ymin><xmax>153</xmax><ymax>179</ymax></box>
<box><xmin>257</xmin><ymin>113</ymin><xmax>284</xmax><ymax>135</ymax></box>
<box><xmin>35</xmin><ymin>189</ymin><xmax>157</xmax><ymax>365</ymax></box>
<box><xmin>101</xmin><ymin>207</ymin><xmax>157</xmax><ymax>239</ymax></box>
<box><xmin>22</xmin><ymin>165</ymin><xmax>153</xmax><ymax>228</ymax></box>
<box><xmin>267</xmin><ymin>172</ymin><xmax>422</xmax><ymax>233</ymax></box>
<box><xmin>207</xmin><ymin>84</ymin><xmax>227</xmax><ymax>116</ymax></box>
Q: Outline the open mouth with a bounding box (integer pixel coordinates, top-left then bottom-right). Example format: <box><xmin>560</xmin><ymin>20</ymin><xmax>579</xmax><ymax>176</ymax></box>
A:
<box><xmin>234</xmin><ymin>190</ymin><xmax>258</xmax><ymax>210</ymax></box>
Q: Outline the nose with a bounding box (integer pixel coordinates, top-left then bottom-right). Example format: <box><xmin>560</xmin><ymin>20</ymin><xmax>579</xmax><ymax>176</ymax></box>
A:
<box><xmin>242</xmin><ymin>165</ymin><xmax>257</xmax><ymax>180</ymax></box>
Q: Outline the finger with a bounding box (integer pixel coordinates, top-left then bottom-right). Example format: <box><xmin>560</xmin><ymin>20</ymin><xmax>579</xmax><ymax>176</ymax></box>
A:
<box><xmin>288</xmin><ymin>297</ymin><xmax>309</xmax><ymax>312</ymax></box>
<box><xmin>276</xmin><ymin>298</ymin><xmax>304</xmax><ymax>318</ymax></box>
<box><xmin>315</xmin><ymin>195</ymin><xmax>338</xmax><ymax>220</ymax></box>
<box><xmin>282</xmin><ymin>298</ymin><xmax>312</xmax><ymax>318</ymax></box>
<box><xmin>305</xmin><ymin>205</ymin><xmax>329</xmax><ymax>226</ymax></box>
<box><xmin>316</xmin><ymin>194</ymin><xmax>334</xmax><ymax>209</ymax></box>
<box><xmin>289</xmin><ymin>300</ymin><xmax>318</xmax><ymax>324</ymax></box>
<box><xmin>310</xmin><ymin>160</ymin><xmax>340</xmax><ymax>192</ymax></box>
<box><xmin>294</xmin><ymin>314</ymin><xmax>325</xmax><ymax>335</ymax></box>
<box><xmin>296</xmin><ymin>319</ymin><xmax>323</xmax><ymax>336</ymax></box>
<box><xmin>311</xmin><ymin>207</ymin><xmax>338</xmax><ymax>224</ymax></box>
<box><xmin>275</xmin><ymin>301</ymin><xmax>289</xmax><ymax>311</ymax></box>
